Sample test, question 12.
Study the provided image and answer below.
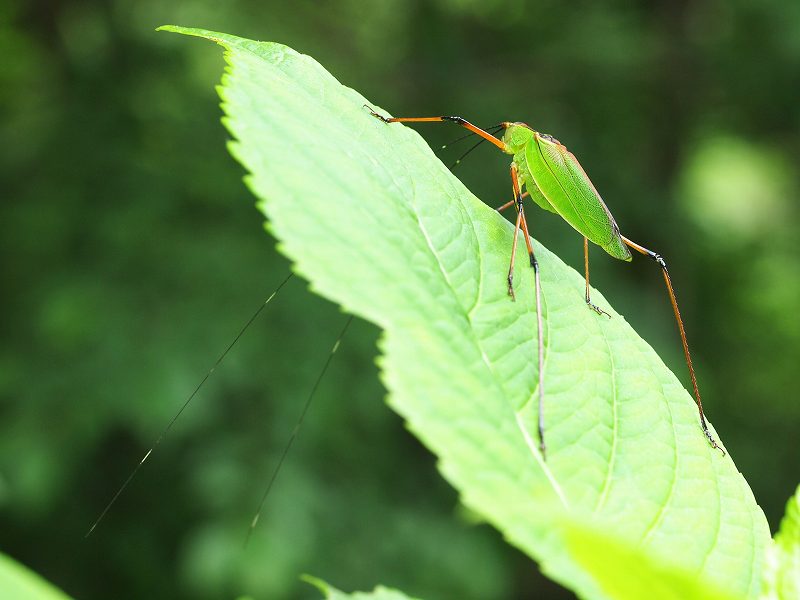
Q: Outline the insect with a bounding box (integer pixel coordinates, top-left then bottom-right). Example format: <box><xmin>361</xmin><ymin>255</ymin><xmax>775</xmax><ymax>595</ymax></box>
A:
<box><xmin>366</xmin><ymin>107</ymin><xmax>724</xmax><ymax>458</ymax></box>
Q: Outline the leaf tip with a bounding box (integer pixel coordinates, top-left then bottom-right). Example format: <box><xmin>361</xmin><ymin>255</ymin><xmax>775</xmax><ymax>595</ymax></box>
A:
<box><xmin>155</xmin><ymin>25</ymin><xmax>227</xmax><ymax>45</ymax></box>
<box><xmin>300</xmin><ymin>574</ymin><xmax>334</xmax><ymax>597</ymax></box>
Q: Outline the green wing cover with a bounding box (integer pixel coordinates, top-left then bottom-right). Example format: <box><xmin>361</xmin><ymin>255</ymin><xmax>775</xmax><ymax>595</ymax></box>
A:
<box><xmin>524</xmin><ymin>135</ymin><xmax>631</xmax><ymax>261</ymax></box>
<box><xmin>527</xmin><ymin>175</ymin><xmax>560</xmax><ymax>214</ymax></box>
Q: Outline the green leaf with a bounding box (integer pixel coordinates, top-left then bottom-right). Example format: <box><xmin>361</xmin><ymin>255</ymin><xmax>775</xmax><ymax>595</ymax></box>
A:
<box><xmin>0</xmin><ymin>552</ymin><xmax>74</xmax><ymax>600</ymax></box>
<box><xmin>560</xmin><ymin>519</ymin><xmax>742</xmax><ymax>600</ymax></box>
<box><xmin>160</xmin><ymin>26</ymin><xmax>770</xmax><ymax>599</ymax></box>
<box><xmin>760</xmin><ymin>485</ymin><xmax>800</xmax><ymax>600</ymax></box>
<box><xmin>303</xmin><ymin>575</ymin><xmax>422</xmax><ymax>600</ymax></box>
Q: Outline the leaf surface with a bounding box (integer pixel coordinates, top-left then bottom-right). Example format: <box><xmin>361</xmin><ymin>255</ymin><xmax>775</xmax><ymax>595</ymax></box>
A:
<box><xmin>161</xmin><ymin>26</ymin><xmax>770</xmax><ymax>599</ymax></box>
<box><xmin>0</xmin><ymin>552</ymin><xmax>74</xmax><ymax>600</ymax></box>
<box><xmin>560</xmin><ymin>520</ymin><xmax>743</xmax><ymax>600</ymax></box>
<box><xmin>303</xmin><ymin>576</ymin><xmax>422</xmax><ymax>600</ymax></box>
<box><xmin>760</xmin><ymin>485</ymin><xmax>800</xmax><ymax>600</ymax></box>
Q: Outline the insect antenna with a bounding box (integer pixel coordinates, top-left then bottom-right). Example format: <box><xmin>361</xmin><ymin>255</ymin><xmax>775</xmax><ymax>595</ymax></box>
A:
<box><xmin>85</xmin><ymin>272</ymin><xmax>295</xmax><ymax>537</ymax></box>
<box><xmin>440</xmin><ymin>123</ymin><xmax>504</xmax><ymax>151</ymax></box>
<box><xmin>244</xmin><ymin>314</ymin><xmax>354</xmax><ymax>546</ymax></box>
<box><xmin>450</xmin><ymin>137</ymin><xmax>488</xmax><ymax>170</ymax></box>
<box><xmin>439</xmin><ymin>123</ymin><xmax>504</xmax><ymax>170</ymax></box>
<box><xmin>440</xmin><ymin>129</ymin><xmax>480</xmax><ymax>150</ymax></box>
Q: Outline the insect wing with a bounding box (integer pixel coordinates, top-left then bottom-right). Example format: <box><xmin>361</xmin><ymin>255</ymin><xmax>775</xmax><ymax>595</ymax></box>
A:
<box><xmin>526</xmin><ymin>136</ymin><xmax>631</xmax><ymax>261</ymax></box>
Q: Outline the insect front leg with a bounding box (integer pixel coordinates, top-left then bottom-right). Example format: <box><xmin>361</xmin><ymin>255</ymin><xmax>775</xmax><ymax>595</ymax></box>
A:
<box><xmin>583</xmin><ymin>237</ymin><xmax>610</xmax><ymax>318</ymax></box>
<box><xmin>364</xmin><ymin>106</ymin><xmax>509</xmax><ymax>151</ymax></box>
<box><xmin>505</xmin><ymin>165</ymin><xmax>531</xmax><ymax>300</ymax></box>
<box><xmin>509</xmin><ymin>166</ymin><xmax>547</xmax><ymax>457</ymax></box>
<box><xmin>506</xmin><ymin>199</ymin><xmax>523</xmax><ymax>301</ymax></box>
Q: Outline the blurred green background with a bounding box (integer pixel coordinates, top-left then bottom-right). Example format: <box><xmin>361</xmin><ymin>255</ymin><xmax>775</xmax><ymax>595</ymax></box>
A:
<box><xmin>2</xmin><ymin>0</ymin><xmax>799</xmax><ymax>598</ymax></box>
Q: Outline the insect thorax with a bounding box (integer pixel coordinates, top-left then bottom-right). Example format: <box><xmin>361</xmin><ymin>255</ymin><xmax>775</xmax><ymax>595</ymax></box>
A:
<box><xmin>502</xmin><ymin>123</ymin><xmax>535</xmax><ymax>154</ymax></box>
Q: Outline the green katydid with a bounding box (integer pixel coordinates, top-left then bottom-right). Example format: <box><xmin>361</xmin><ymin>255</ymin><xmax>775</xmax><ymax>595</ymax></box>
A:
<box><xmin>366</xmin><ymin>108</ymin><xmax>723</xmax><ymax>458</ymax></box>
<box><xmin>87</xmin><ymin>105</ymin><xmax>724</xmax><ymax>538</ymax></box>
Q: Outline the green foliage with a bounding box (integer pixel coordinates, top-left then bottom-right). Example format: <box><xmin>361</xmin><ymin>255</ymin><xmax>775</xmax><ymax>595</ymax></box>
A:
<box><xmin>677</xmin><ymin>135</ymin><xmax>793</xmax><ymax>247</ymax></box>
<box><xmin>761</xmin><ymin>485</ymin><xmax>800</xmax><ymax>600</ymax></box>
<box><xmin>0</xmin><ymin>553</ymin><xmax>73</xmax><ymax>600</ymax></box>
<box><xmin>304</xmin><ymin>575</ymin><xmax>421</xmax><ymax>600</ymax></box>
<box><xmin>560</xmin><ymin>521</ymin><xmax>742</xmax><ymax>600</ymax></box>
<box><xmin>161</xmin><ymin>26</ymin><xmax>771</xmax><ymax>599</ymax></box>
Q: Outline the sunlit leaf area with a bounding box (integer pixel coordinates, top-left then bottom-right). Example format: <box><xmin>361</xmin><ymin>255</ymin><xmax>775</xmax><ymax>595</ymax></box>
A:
<box><xmin>1</xmin><ymin>3</ymin><xmax>799</xmax><ymax>599</ymax></box>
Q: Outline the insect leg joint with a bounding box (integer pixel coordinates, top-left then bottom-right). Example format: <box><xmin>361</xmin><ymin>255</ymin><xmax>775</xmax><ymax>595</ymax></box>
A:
<box><xmin>442</xmin><ymin>116</ymin><xmax>468</xmax><ymax>126</ymax></box>
<box><xmin>651</xmin><ymin>253</ymin><xmax>667</xmax><ymax>270</ymax></box>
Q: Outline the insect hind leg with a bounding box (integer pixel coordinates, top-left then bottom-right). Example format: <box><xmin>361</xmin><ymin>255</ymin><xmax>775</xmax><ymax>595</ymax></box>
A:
<box><xmin>621</xmin><ymin>236</ymin><xmax>724</xmax><ymax>456</ymax></box>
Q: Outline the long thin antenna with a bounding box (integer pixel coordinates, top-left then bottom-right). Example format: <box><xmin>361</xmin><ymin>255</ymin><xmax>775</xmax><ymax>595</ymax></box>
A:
<box><xmin>450</xmin><ymin>137</ymin><xmax>488</xmax><ymax>170</ymax></box>
<box><xmin>440</xmin><ymin>123</ymin><xmax>504</xmax><ymax>151</ymax></box>
<box><xmin>245</xmin><ymin>314</ymin><xmax>354</xmax><ymax>547</ymax></box>
<box><xmin>86</xmin><ymin>272</ymin><xmax>295</xmax><ymax>537</ymax></box>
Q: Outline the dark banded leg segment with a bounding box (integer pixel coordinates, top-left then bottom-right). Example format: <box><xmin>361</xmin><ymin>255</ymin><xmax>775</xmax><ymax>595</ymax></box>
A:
<box><xmin>507</xmin><ymin>167</ymin><xmax>547</xmax><ymax>458</ymax></box>
<box><xmin>584</xmin><ymin>237</ymin><xmax>610</xmax><ymax>318</ymax></box>
<box><xmin>506</xmin><ymin>193</ymin><xmax>523</xmax><ymax>301</ymax></box>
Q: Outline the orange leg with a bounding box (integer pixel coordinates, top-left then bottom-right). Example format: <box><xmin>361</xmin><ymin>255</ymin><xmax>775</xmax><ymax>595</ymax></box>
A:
<box><xmin>365</xmin><ymin>106</ymin><xmax>509</xmax><ymax>152</ymax></box>
<box><xmin>621</xmin><ymin>236</ymin><xmax>724</xmax><ymax>455</ymax></box>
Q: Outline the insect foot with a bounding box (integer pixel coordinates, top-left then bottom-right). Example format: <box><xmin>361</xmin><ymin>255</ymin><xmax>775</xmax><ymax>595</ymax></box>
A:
<box><xmin>586</xmin><ymin>300</ymin><xmax>611</xmax><ymax>319</ymax></box>
<box><xmin>364</xmin><ymin>104</ymin><xmax>389</xmax><ymax>123</ymax></box>
<box><xmin>704</xmin><ymin>427</ymin><xmax>726</xmax><ymax>457</ymax></box>
<box><xmin>507</xmin><ymin>274</ymin><xmax>516</xmax><ymax>302</ymax></box>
